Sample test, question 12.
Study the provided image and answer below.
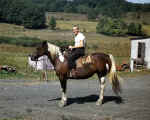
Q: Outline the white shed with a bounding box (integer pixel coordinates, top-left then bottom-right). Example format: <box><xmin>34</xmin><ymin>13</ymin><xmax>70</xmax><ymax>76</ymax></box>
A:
<box><xmin>130</xmin><ymin>37</ymin><xmax>150</xmax><ymax>71</ymax></box>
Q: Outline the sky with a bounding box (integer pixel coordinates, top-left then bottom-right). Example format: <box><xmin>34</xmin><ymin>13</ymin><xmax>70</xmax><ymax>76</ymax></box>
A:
<box><xmin>126</xmin><ymin>0</ymin><xmax>150</xmax><ymax>3</ymax></box>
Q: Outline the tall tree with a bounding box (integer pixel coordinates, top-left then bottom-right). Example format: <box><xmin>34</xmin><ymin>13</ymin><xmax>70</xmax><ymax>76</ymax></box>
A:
<box><xmin>0</xmin><ymin>0</ymin><xmax>11</xmax><ymax>22</ymax></box>
<box><xmin>22</xmin><ymin>5</ymin><xmax>46</xmax><ymax>29</ymax></box>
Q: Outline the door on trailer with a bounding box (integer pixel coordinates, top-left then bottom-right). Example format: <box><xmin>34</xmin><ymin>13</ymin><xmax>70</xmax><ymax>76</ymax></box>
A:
<box><xmin>138</xmin><ymin>42</ymin><xmax>145</xmax><ymax>60</ymax></box>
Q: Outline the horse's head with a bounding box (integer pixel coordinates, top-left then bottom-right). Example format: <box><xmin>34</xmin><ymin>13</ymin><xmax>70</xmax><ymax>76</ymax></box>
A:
<box><xmin>31</xmin><ymin>41</ymin><xmax>48</xmax><ymax>61</ymax></box>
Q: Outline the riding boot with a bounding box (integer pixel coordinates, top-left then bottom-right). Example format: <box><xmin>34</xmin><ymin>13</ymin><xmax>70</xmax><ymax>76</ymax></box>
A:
<box><xmin>68</xmin><ymin>58</ymin><xmax>76</xmax><ymax>70</ymax></box>
<box><xmin>67</xmin><ymin>59</ymin><xmax>75</xmax><ymax>78</ymax></box>
<box><xmin>71</xmin><ymin>60</ymin><xmax>76</xmax><ymax>69</ymax></box>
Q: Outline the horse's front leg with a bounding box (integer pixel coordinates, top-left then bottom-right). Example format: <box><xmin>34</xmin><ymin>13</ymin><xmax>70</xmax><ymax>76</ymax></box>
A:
<box><xmin>96</xmin><ymin>76</ymin><xmax>105</xmax><ymax>106</ymax></box>
<box><xmin>59</xmin><ymin>78</ymin><xmax>67</xmax><ymax>107</ymax></box>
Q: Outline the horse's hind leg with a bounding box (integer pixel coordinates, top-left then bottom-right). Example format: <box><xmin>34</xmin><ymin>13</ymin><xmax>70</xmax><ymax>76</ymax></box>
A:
<box><xmin>96</xmin><ymin>75</ymin><xmax>105</xmax><ymax>106</ymax></box>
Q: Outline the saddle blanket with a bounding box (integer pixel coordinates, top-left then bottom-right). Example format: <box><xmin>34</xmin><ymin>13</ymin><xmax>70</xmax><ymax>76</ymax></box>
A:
<box><xmin>82</xmin><ymin>55</ymin><xmax>92</xmax><ymax>64</ymax></box>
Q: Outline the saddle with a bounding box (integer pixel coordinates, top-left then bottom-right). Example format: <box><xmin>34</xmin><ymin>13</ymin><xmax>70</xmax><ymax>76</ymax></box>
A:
<box><xmin>75</xmin><ymin>55</ymin><xmax>92</xmax><ymax>68</ymax></box>
<box><xmin>68</xmin><ymin>55</ymin><xmax>93</xmax><ymax>78</ymax></box>
<box><xmin>63</xmin><ymin>49</ymin><xmax>92</xmax><ymax>69</ymax></box>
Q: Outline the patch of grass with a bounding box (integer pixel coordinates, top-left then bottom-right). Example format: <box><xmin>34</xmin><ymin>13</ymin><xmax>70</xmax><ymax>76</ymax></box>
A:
<box><xmin>118</xmin><ymin>69</ymin><xmax>150</xmax><ymax>78</ymax></box>
<box><xmin>46</xmin><ymin>12</ymin><xmax>87</xmax><ymax>21</ymax></box>
<box><xmin>0</xmin><ymin>71</ymin><xmax>24</xmax><ymax>80</ymax></box>
<box><xmin>0</xmin><ymin>117</ymin><xmax>24</xmax><ymax>120</ymax></box>
<box><xmin>0</xmin><ymin>68</ymin><xmax>58</xmax><ymax>81</ymax></box>
<box><xmin>0</xmin><ymin>52</ymin><xmax>28</xmax><ymax>71</ymax></box>
<box><xmin>57</xmin><ymin>20</ymin><xmax>97</xmax><ymax>32</ymax></box>
<box><xmin>85</xmin><ymin>33</ymin><xmax>131</xmax><ymax>59</ymax></box>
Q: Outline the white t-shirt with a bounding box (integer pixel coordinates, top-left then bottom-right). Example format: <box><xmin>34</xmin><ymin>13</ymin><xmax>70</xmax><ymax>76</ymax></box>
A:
<box><xmin>74</xmin><ymin>32</ymin><xmax>86</xmax><ymax>47</ymax></box>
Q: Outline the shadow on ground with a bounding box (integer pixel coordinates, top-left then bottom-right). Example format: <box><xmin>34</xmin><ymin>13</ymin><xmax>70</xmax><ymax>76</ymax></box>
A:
<box><xmin>48</xmin><ymin>94</ymin><xmax>123</xmax><ymax>106</ymax></box>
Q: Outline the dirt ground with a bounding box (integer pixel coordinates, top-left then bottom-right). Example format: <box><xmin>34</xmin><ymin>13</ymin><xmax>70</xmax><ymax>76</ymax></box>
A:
<box><xmin>0</xmin><ymin>75</ymin><xmax>150</xmax><ymax>120</ymax></box>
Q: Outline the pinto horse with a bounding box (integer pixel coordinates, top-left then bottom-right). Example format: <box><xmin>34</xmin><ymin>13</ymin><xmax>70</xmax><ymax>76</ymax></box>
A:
<box><xmin>31</xmin><ymin>41</ymin><xmax>122</xmax><ymax>107</ymax></box>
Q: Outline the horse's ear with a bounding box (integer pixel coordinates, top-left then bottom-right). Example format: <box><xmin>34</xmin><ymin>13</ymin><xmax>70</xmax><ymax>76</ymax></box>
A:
<box><xmin>42</xmin><ymin>41</ymin><xmax>47</xmax><ymax>47</ymax></box>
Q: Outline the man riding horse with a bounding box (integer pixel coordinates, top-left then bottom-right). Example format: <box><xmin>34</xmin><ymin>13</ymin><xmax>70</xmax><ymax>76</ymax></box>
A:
<box><xmin>68</xmin><ymin>25</ymin><xmax>86</xmax><ymax>70</ymax></box>
<box><xmin>30</xmin><ymin>26</ymin><xmax>122</xmax><ymax>107</ymax></box>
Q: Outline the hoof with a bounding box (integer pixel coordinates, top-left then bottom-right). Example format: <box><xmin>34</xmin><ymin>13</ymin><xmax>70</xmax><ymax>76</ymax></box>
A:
<box><xmin>96</xmin><ymin>100</ymin><xmax>103</xmax><ymax>106</ymax></box>
<box><xmin>58</xmin><ymin>100</ymin><xmax>67</xmax><ymax>107</ymax></box>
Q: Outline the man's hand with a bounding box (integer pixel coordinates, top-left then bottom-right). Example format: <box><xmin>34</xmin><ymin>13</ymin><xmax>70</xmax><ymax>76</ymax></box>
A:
<box><xmin>69</xmin><ymin>45</ymin><xmax>73</xmax><ymax>50</ymax></box>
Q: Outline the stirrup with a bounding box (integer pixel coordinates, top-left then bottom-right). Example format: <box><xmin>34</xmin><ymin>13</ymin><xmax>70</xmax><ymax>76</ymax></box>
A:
<box><xmin>67</xmin><ymin>69</ymin><xmax>72</xmax><ymax>77</ymax></box>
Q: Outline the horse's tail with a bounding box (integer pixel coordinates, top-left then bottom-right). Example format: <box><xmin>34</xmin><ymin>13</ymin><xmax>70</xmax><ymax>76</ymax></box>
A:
<box><xmin>108</xmin><ymin>54</ymin><xmax>122</xmax><ymax>95</ymax></box>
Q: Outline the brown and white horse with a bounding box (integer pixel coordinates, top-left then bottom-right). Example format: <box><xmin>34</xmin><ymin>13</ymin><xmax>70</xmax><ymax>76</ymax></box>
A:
<box><xmin>31</xmin><ymin>41</ymin><xmax>122</xmax><ymax>107</ymax></box>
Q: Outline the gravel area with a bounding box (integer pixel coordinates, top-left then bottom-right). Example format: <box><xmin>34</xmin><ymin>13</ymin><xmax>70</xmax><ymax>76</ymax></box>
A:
<box><xmin>0</xmin><ymin>75</ymin><xmax>150</xmax><ymax>120</ymax></box>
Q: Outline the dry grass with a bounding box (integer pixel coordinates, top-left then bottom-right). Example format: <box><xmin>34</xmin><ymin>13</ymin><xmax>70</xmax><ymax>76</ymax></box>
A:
<box><xmin>0</xmin><ymin>21</ymin><xmax>97</xmax><ymax>40</ymax></box>
<box><xmin>0</xmin><ymin>44</ymin><xmax>34</xmax><ymax>53</ymax></box>
<box><xmin>0</xmin><ymin>22</ymin><xmax>131</xmax><ymax>67</ymax></box>
<box><xmin>85</xmin><ymin>33</ymin><xmax>131</xmax><ymax>65</ymax></box>
<box><xmin>57</xmin><ymin>20</ymin><xmax>97</xmax><ymax>32</ymax></box>
<box><xmin>124</xmin><ymin>12</ymin><xmax>150</xmax><ymax>25</ymax></box>
<box><xmin>143</xmin><ymin>25</ymin><xmax>150</xmax><ymax>35</ymax></box>
<box><xmin>46</xmin><ymin>12</ymin><xmax>87</xmax><ymax>21</ymax></box>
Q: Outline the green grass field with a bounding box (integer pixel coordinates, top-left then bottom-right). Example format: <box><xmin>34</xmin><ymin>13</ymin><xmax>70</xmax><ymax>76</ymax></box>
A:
<box><xmin>0</xmin><ymin>17</ymin><xmax>150</xmax><ymax>80</ymax></box>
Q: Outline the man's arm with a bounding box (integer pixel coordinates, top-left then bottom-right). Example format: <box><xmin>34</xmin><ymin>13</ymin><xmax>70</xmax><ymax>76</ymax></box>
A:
<box><xmin>69</xmin><ymin>40</ymin><xmax>84</xmax><ymax>49</ymax></box>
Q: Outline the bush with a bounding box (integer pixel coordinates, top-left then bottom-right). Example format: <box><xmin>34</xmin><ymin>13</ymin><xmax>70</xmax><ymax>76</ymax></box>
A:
<box><xmin>96</xmin><ymin>16</ymin><xmax>128</xmax><ymax>36</ymax></box>
<box><xmin>47</xmin><ymin>40</ymin><xmax>73</xmax><ymax>48</ymax></box>
<box><xmin>49</xmin><ymin>16</ymin><xmax>56</xmax><ymax>30</ymax></box>
<box><xmin>0</xmin><ymin>36</ymin><xmax>74</xmax><ymax>48</ymax></box>
<box><xmin>128</xmin><ymin>22</ymin><xmax>142</xmax><ymax>35</ymax></box>
<box><xmin>0</xmin><ymin>36</ymin><xmax>41</xmax><ymax>47</ymax></box>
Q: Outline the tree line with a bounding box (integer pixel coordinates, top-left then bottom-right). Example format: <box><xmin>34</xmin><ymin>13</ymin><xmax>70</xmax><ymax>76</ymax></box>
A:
<box><xmin>0</xmin><ymin>0</ymin><xmax>46</xmax><ymax>29</ymax></box>
<box><xmin>31</xmin><ymin>0</ymin><xmax>150</xmax><ymax>18</ymax></box>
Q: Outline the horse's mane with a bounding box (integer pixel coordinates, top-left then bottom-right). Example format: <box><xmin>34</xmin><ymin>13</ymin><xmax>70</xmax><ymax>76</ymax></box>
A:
<box><xmin>47</xmin><ymin>42</ymin><xmax>60</xmax><ymax>59</ymax></box>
